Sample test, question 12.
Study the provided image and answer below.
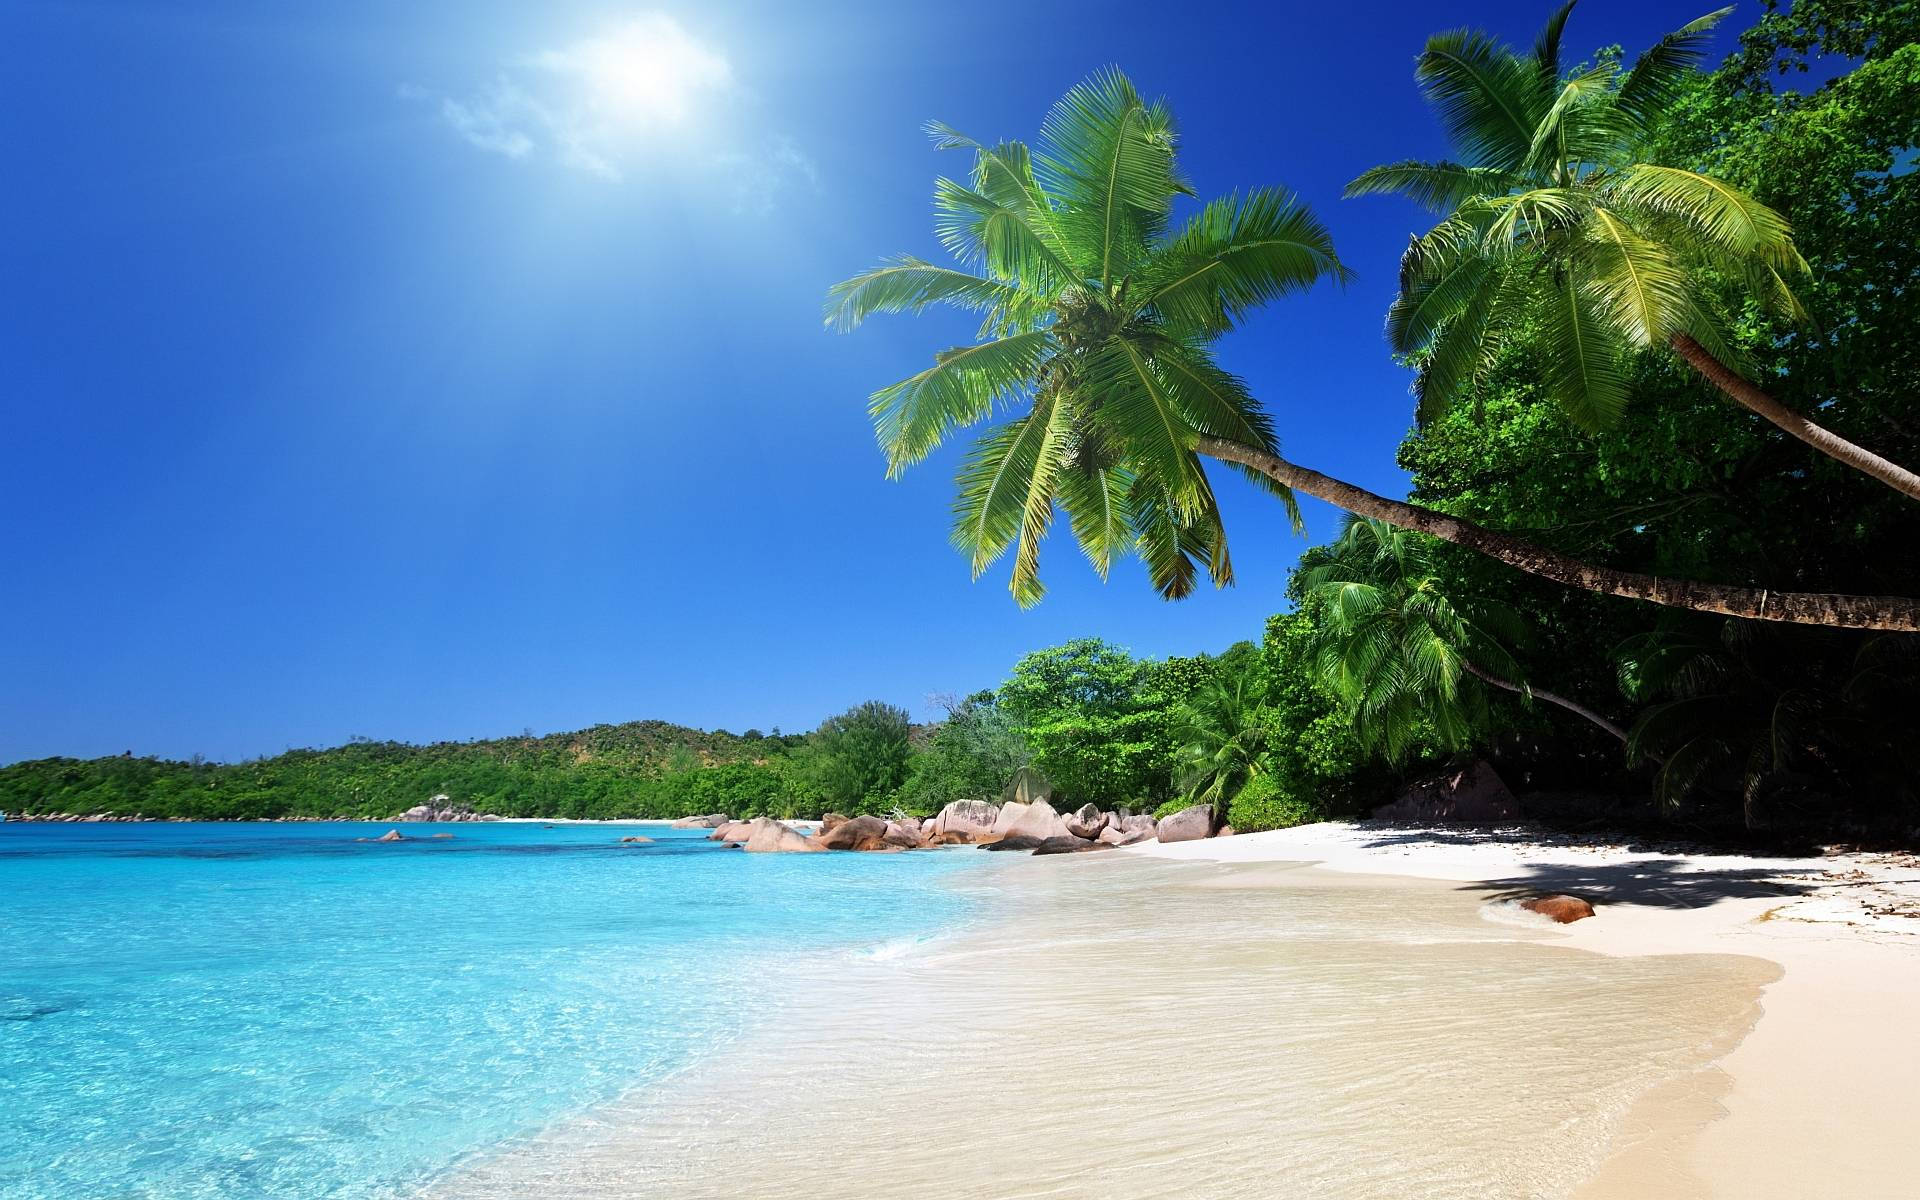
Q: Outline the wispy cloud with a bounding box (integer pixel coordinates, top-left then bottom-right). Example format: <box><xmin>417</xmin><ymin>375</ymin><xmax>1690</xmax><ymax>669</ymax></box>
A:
<box><xmin>403</xmin><ymin>13</ymin><xmax>815</xmax><ymax>209</ymax></box>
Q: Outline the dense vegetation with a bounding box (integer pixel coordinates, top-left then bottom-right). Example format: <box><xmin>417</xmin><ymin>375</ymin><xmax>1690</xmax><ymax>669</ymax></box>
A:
<box><xmin>9</xmin><ymin>6</ymin><xmax>1917</xmax><ymax>841</ymax></box>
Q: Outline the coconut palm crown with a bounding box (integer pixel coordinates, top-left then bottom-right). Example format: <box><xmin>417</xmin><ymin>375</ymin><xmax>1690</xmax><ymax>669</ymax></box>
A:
<box><xmin>827</xmin><ymin>70</ymin><xmax>1348</xmax><ymax>606</ymax></box>
<box><xmin>1348</xmin><ymin>3</ymin><xmax>1810</xmax><ymax>430</ymax></box>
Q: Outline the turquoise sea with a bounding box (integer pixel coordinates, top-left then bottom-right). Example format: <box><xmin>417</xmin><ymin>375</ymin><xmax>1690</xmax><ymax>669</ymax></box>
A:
<box><xmin>0</xmin><ymin>821</ymin><xmax>987</xmax><ymax>1199</ymax></box>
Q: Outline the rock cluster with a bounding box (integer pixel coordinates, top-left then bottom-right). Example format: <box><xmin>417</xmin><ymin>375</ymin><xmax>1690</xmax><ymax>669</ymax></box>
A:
<box><xmin>699</xmin><ymin>799</ymin><xmax>1234</xmax><ymax>856</ymax></box>
<box><xmin>397</xmin><ymin>796</ymin><xmax>504</xmax><ymax>823</ymax></box>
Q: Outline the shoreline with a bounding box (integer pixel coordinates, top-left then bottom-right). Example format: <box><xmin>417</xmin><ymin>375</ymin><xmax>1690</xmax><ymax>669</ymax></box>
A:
<box><xmin>1124</xmin><ymin>822</ymin><xmax>1920</xmax><ymax>1199</ymax></box>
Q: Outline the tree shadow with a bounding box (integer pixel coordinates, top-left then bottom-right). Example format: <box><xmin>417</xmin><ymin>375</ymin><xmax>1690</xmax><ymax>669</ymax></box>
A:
<box><xmin>1455</xmin><ymin>858</ymin><xmax>1824</xmax><ymax>909</ymax></box>
<box><xmin>1348</xmin><ymin>823</ymin><xmax>1829</xmax><ymax>909</ymax></box>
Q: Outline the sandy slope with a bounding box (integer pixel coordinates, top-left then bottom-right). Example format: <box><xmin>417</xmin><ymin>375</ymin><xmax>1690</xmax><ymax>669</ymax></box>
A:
<box><xmin>1126</xmin><ymin>822</ymin><xmax>1920</xmax><ymax>1200</ymax></box>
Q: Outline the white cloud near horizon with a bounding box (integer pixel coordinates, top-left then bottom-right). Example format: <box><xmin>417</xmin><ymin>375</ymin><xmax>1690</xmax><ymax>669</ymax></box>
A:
<box><xmin>403</xmin><ymin>14</ymin><xmax>815</xmax><ymax>209</ymax></box>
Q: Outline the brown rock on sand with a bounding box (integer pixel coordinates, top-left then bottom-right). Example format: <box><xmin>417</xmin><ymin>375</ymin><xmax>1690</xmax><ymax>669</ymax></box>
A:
<box><xmin>1521</xmin><ymin>895</ymin><xmax>1596</xmax><ymax>924</ymax></box>
<box><xmin>1064</xmin><ymin>803</ymin><xmax>1106</xmax><ymax>840</ymax></box>
<box><xmin>741</xmin><ymin>817</ymin><xmax>821</xmax><ymax>853</ymax></box>
<box><xmin>998</xmin><ymin>799</ymin><xmax>1073</xmax><ymax>842</ymax></box>
<box><xmin>1156</xmin><ymin>804</ymin><xmax>1218</xmax><ymax>843</ymax></box>
<box><xmin>814</xmin><ymin>815</ymin><xmax>888</xmax><ymax>851</ymax></box>
<box><xmin>930</xmin><ymin>799</ymin><xmax>999</xmax><ymax>841</ymax></box>
<box><xmin>1032</xmin><ymin>835</ymin><xmax>1113</xmax><ymax>855</ymax></box>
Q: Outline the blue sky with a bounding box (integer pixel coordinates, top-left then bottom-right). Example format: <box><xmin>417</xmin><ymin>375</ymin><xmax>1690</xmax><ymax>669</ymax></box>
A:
<box><xmin>1</xmin><ymin>0</ymin><xmax>1747</xmax><ymax>763</ymax></box>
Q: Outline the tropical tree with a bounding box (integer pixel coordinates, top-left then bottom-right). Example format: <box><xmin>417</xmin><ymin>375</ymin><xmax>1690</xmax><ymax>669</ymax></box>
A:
<box><xmin>1348</xmin><ymin>2</ymin><xmax>1920</xmax><ymax>502</ymax></box>
<box><xmin>1616</xmin><ymin>622</ymin><xmax>1920</xmax><ymax>829</ymax></box>
<box><xmin>1173</xmin><ymin>672</ymin><xmax>1273</xmax><ymax>811</ymax></box>
<box><xmin>1300</xmin><ymin>518</ymin><xmax>1631</xmax><ymax>758</ymax></box>
<box><xmin>805</xmin><ymin>700</ymin><xmax>914</xmax><ymax>810</ymax></box>
<box><xmin>828</xmin><ymin>69</ymin><xmax>1920</xmax><ymax>631</ymax></box>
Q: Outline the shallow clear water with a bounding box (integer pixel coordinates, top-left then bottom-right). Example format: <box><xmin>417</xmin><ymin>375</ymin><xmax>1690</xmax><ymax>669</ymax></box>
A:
<box><xmin>0</xmin><ymin>822</ymin><xmax>986</xmax><ymax>1200</ymax></box>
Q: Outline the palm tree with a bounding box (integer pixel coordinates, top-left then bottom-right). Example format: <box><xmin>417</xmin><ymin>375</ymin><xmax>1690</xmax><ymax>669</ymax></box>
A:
<box><xmin>827</xmin><ymin>70</ymin><xmax>1920</xmax><ymax>631</ymax></box>
<box><xmin>1300</xmin><ymin>518</ymin><xmax>1630</xmax><ymax>759</ymax></box>
<box><xmin>1173</xmin><ymin>673</ymin><xmax>1273</xmax><ymax>811</ymax></box>
<box><xmin>1348</xmin><ymin>3</ymin><xmax>1920</xmax><ymax>502</ymax></box>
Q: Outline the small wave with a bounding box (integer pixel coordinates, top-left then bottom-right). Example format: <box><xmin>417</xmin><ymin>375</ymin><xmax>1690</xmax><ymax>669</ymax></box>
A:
<box><xmin>854</xmin><ymin>933</ymin><xmax>944</xmax><ymax>962</ymax></box>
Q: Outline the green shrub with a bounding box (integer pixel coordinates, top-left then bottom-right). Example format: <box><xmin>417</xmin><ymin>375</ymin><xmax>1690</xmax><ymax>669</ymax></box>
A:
<box><xmin>1225</xmin><ymin>774</ymin><xmax>1323</xmax><ymax>833</ymax></box>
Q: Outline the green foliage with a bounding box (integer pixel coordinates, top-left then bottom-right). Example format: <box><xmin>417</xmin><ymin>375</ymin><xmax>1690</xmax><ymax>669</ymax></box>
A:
<box><xmin>1172</xmin><ymin>669</ymin><xmax>1273</xmax><ymax>811</ymax></box>
<box><xmin>1382</xmin><ymin>10</ymin><xmax>1920</xmax><ymax>829</ymax></box>
<box><xmin>1256</xmin><ymin>610</ymin><xmax>1396</xmax><ymax>820</ymax></box>
<box><xmin>1616</xmin><ymin>623</ymin><xmax>1920</xmax><ymax>830</ymax></box>
<box><xmin>997</xmin><ymin>638</ymin><xmax>1209</xmax><ymax>805</ymax></box>
<box><xmin>1298</xmin><ymin>518</ymin><xmax>1532</xmax><ymax>760</ymax></box>
<box><xmin>0</xmin><ymin>722</ymin><xmax>815</xmax><ymax>822</ymax></box>
<box><xmin>803</xmin><ymin>701</ymin><xmax>914</xmax><ymax>812</ymax></box>
<box><xmin>1352</xmin><ymin>5</ymin><xmax>1810</xmax><ymax>431</ymax></box>
<box><xmin>898</xmin><ymin>691</ymin><xmax>1030</xmax><ymax>814</ymax></box>
<box><xmin>832</xmin><ymin>69</ymin><xmax>1346</xmax><ymax>606</ymax></box>
<box><xmin>1224</xmin><ymin>773</ymin><xmax>1323</xmax><ymax>834</ymax></box>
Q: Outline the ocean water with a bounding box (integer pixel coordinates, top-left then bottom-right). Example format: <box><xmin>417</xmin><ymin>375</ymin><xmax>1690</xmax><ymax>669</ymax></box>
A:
<box><xmin>0</xmin><ymin>821</ymin><xmax>989</xmax><ymax>1200</ymax></box>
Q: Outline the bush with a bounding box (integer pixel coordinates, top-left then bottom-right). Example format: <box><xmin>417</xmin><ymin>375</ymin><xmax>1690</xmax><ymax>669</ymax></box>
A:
<box><xmin>1225</xmin><ymin>774</ymin><xmax>1323</xmax><ymax>833</ymax></box>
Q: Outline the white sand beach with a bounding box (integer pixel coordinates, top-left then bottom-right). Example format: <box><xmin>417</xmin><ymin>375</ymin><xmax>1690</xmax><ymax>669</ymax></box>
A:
<box><xmin>1128</xmin><ymin>822</ymin><xmax>1920</xmax><ymax>1199</ymax></box>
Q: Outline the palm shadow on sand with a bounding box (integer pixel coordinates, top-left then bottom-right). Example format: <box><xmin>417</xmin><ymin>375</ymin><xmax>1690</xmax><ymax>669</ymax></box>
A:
<box><xmin>1353</xmin><ymin>826</ymin><xmax>1827</xmax><ymax>910</ymax></box>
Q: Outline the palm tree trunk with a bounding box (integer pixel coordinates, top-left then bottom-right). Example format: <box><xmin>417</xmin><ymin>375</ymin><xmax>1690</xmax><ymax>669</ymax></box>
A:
<box><xmin>1463</xmin><ymin>662</ymin><xmax>1630</xmax><ymax>745</ymax></box>
<box><xmin>1195</xmin><ymin>436</ymin><xmax>1920</xmax><ymax>632</ymax></box>
<box><xmin>1668</xmin><ymin>333</ymin><xmax>1920</xmax><ymax>503</ymax></box>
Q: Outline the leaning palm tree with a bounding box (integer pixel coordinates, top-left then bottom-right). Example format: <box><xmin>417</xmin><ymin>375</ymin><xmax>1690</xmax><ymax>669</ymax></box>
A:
<box><xmin>1300</xmin><ymin>518</ymin><xmax>1630</xmax><ymax>758</ymax></box>
<box><xmin>827</xmin><ymin>69</ymin><xmax>1920</xmax><ymax>631</ymax></box>
<box><xmin>1349</xmin><ymin>3</ymin><xmax>1920</xmax><ymax>502</ymax></box>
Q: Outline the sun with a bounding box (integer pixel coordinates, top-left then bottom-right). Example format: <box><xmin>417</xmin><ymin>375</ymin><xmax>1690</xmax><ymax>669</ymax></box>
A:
<box><xmin>539</xmin><ymin>15</ymin><xmax>731</xmax><ymax>125</ymax></box>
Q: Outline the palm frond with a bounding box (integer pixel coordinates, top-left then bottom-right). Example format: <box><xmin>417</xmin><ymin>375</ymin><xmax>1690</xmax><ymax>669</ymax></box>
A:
<box><xmin>1482</xmin><ymin>187</ymin><xmax>1590</xmax><ymax>252</ymax></box>
<box><xmin>1126</xmin><ymin>471</ymin><xmax>1228</xmax><ymax>600</ymax></box>
<box><xmin>1533</xmin><ymin>266</ymin><xmax>1630</xmax><ymax>429</ymax></box>
<box><xmin>1034</xmin><ymin>68</ymin><xmax>1183</xmax><ymax>289</ymax></box>
<box><xmin>870</xmin><ymin>331</ymin><xmax>1053</xmax><ymax>475</ymax></box>
<box><xmin>1531</xmin><ymin>1</ymin><xmax>1578</xmax><ymax>92</ymax></box>
<box><xmin>1079</xmin><ymin>338</ymin><xmax>1205</xmax><ymax>514</ymax></box>
<box><xmin>1140</xmin><ymin>335</ymin><xmax>1278</xmax><ymax>451</ymax></box>
<box><xmin>1615</xmin><ymin>7</ymin><xmax>1733</xmax><ymax>134</ymax></box>
<box><xmin>1577</xmin><ymin>204</ymin><xmax>1699</xmax><ymax>346</ymax></box>
<box><xmin>1523</xmin><ymin>64</ymin><xmax>1623</xmax><ymax>176</ymax></box>
<box><xmin>1138</xmin><ymin>187</ymin><xmax>1348</xmax><ymax>335</ymax></box>
<box><xmin>933</xmin><ymin>178</ymin><xmax>1080</xmax><ymax>291</ymax></box>
<box><xmin>1344</xmin><ymin>160</ymin><xmax>1523</xmax><ymax>212</ymax></box>
<box><xmin>1056</xmin><ymin>460</ymin><xmax>1132</xmax><ymax>579</ymax></box>
<box><xmin>825</xmin><ymin>257</ymin><xmax>1042</xmax><ymax>334</ymax></box>
<box><xmin>1415</xmin><ymin>27</ymin><xmax>1550</xmax><ymax>171</ymax></box>
<box><xmin>950</xmin><ymin>392</ymin><xmax>1063</xmax><ymax>588</ymax></box>
<box><xmin>1386</xmin><ymin>242</ymin><xmax>1491</xmax><ymax>354</ymax></box>
<box><xmin>1006</xmin><ymin>393</ymin><xmax>1074</xmax><ymax>607</ymax></box>
<box><xmin>1605</xmin><ymin>164</ymin><xmax>1803</xmax><ymax>271</ymax></box>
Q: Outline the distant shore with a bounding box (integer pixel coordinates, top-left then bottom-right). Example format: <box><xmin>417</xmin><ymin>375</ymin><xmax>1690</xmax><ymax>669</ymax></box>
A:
<box><xmin>1125</xmin><ymin>823</ymin><xmax>1920</xmax><ymax>1199</ymax></box>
